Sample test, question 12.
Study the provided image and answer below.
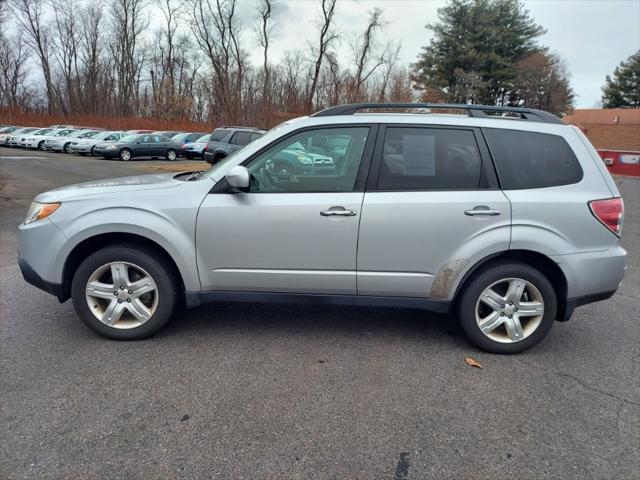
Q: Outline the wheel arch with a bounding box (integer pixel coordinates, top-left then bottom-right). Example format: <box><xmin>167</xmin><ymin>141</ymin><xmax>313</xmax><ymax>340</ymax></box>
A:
<box><xmin>452</xmin><ymin>250</ymin><xmax>569</xmax><ymax>321</ymax></box>
<box><xmin>60</xmin><ymin>232</ymin><xmax>188</xmax><ymax>303</ymax></box>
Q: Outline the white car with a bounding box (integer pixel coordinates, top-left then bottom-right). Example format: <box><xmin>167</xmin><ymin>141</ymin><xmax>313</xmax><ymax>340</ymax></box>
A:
<box><xmin>0</xmin><ymin>127</ymin><xmax>30</xmax><ymax>145</ymax></box>
<box><xmin>44</xmin><ymin>130</ymin><xmax>102</xmax><ymax>153</ymax></box>
<box><xmin>68</xmin><ymin>131</ymin><xmax>126</xmax><ymax>155</ymax></box>
<box><xmin>15</xmin><ymin>128</ymin><xmax>54</xmax><ymax>148</ymax></box>
<box><xmin>21</xmin><ymin>129</ymin><xmax>77</xmax><ymax>150</ymax></box>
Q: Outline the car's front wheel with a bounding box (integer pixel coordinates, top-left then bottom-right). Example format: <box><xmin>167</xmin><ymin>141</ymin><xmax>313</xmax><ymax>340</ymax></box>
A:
<box><xmin>457</xmin><ymin>262</ymin><xmax>556</xmax><ymax>354</ymax></box>
<box><xmin>166</xmin><ymin>149</ymin><xmax>177</xmax><ymax>161</ymax></box>
<box><xmin>38</xmin><ymin>141</ymin><xmax>46</xmax><ymax>151</ymax></box>
<box><xmin>119</xmin><ymin>148</ymin><xmax>132</xmax><ymax>161</ymax></box>
<box><xmin>71</xmin><ymin>245</ymin><xmax>178</xmax><ymax>340</ymax></box>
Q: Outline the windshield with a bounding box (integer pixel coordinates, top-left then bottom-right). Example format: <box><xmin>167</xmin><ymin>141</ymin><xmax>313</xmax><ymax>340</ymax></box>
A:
<box><xmin>34</xmin><ymin>129</ymin><xmax>53</xmax><ymax>136</ymax></box>
<box><xmin>78</xmin><ymin>131</ymin><xmax>100</xmax><ymax>138</ymax></box>
<box><xmin>55</xmin><ymin>130</ymin><xmax>76</xmax><ymax>137</ymax></box>
<box><xmin>119</xmin><ymin>134</ymin><xmax>139</xmax><ymax>143</ymax></box>
<box><xmin>196</xmin><ymin>134</ymin><xmax>210</xmax><ymax>143</ymax></box>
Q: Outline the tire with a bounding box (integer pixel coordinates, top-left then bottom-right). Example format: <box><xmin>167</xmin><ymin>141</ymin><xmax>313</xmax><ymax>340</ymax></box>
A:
<box><xmin>166</xmin><ymin>149</ymin><xmax>177</xmax><ymax>161</ymax></box>
<box><xmin>38</xmin><ymin>141</ymin><xmax>46</xmax><ymax>151</ymax></box>
<box><xmin>119</xmin><ymin>148</ymin><xmax>132</xmax><ymax>161</ymax></box>
<box><xmin>90</xmin><ymin>146</ymin><xmax>96</xmax><ymax>156</ymax></box>
<box><xmin>213</xmin><ymin>153</ymin><xmax>226</xmax><ymax>164</ymax></box>
<box><xmin>185</xmin><ymin>153</ymin><xmax>193</xmax><ymax>160</ymax></box>
<box><xmin>71</xmin><ymin>245</ymin><xmax>179</xmax><ymax>340</ymax></box>
<box><xmin>456</xmin><ymin>261</ymin><xmax>557</xmax><ymax>354</ymax></box>
<box><xmin>63</xmin><ymin>142</ymin><xmax>71</xmax><ymax>154</ymax></box>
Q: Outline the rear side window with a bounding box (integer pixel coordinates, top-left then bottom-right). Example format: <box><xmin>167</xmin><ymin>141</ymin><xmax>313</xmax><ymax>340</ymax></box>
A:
<box><xmin>231</xmin><ymin>131</ymin><xmax>252</xmax><ymax>146</ymax></box>
<box><xmin>210</xmin><ymin>129</ymin><xmax>230</xmax><ymax>142</ymax></box>
<box><xmin>378</xmin><ymin>127</ymin><xmax>485</xmax><ymax>190</ymax></box>
<box><xmin>483</xmin><ymin>129</ymin><xmax>583</xmax><ymax>189</ymax></box>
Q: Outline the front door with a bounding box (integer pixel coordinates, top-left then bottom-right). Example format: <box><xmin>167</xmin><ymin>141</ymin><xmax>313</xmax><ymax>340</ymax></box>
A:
<box><xmin>196</xmin><ymin>125</ymin><xmax>376</xmax><ymax>295</ymax></box>
<box><xmin>357</xmin><ymin>125</ymin><xmax>511</xmax><ymax>299</ymax></box>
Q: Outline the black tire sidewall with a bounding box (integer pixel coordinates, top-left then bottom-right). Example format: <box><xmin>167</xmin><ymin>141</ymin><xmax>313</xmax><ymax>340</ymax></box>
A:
<box><xmin>71</xmin><ymin>245</ymin><xmax>178</xmax><ymax>340</ymax></box>
<box><xmin>457</xmin><ymin>262</ymin><xmax>557</xmax><ymax>354</ymax></box>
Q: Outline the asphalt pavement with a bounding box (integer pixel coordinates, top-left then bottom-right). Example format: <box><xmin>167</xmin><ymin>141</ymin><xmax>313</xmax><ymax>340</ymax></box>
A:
<box><xmin>1</xmin><ymin>147</ymin><xmax>639</xmax><ymax>479</ymax></box>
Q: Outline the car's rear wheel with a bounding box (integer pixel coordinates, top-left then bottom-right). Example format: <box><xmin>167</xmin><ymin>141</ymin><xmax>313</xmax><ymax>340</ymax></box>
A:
<box><xmin>166</xmin><ymin>149</ymin><xmax>177</xmax><ymax>161</ymax></box>
<box><xmin>119</xmin><ymin>148</ymin><xmax>132</xmax><ymax>161</ymax></box>
<box><xmin>63</xmin><ymin>142</ymin><xmax>71</xmax><ymax>153</ymax></box>
<box><xmin>71</xmin><ymin>245</ymin><xmax>178</xmax><ymax>340</ymax></box>
<box><xmin>38</xmin><ymin>141</ymin><xmax>45</xmax><ymax>151</ymax></box>
<box><xmin>457</xmin><ymin>262</ymin><xmax>556</xmax><ymax>354</ymax></box>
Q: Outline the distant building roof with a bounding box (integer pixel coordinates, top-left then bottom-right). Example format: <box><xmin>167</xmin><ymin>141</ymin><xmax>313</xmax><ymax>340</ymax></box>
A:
<box><xmin>564</xmin><ymin>108</ymin><xmax>640</xmax><ymax>151</ymax></box>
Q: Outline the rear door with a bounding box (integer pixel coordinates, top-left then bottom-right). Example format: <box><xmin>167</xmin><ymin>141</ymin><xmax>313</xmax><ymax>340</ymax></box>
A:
<box><xmin>356</xmin><ymin>124</ymin><xmax>511</xmax><ymax>300</ymax></box>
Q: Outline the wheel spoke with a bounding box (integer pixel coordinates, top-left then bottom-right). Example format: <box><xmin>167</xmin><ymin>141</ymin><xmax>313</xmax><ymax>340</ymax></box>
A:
<box><xmin>128</xmin><ymin>277</ymin><xmax>155</xmax><ymax>297</ymax></box>
<box><xmin>504</xmin><ymin>316</ymin><xmax>525</xmax><ymax>342</ymax></box>
<box><xmin>110</xmin><ymin>263</ymin><xmax>129</xmax><ymax>289</ymax></box>
<box><xmin>478</xmin><ymin>311</ymin><xmax>504</xmax><ymax>334</ymax></box>
<box><xmin>517</xmin><ymin>301</ymin><xmax>544</xmax><ymax>317</ymax></box>
<box><xmin>126</xmin><ymin>298</ymin><xmax>151</xmax><ymax>322</ymax></box>
<box><xmin>101</xmin><ymin>300</ymin><xmax>125</xmax><ymax>326</ymax></box>
<box><xmin>480</xmin><ymin>288</ymin><xmax>504</xmax><ymax>311</ymax></box>
<box><xmin>506</xmin><ymin>279</ymin><xmax>526</xmax><ymax>306</ymax></box>
<box><xmin>86</xmin><ymin>281</ymin><xmax>115</xmax><ymax>300</ymax></box>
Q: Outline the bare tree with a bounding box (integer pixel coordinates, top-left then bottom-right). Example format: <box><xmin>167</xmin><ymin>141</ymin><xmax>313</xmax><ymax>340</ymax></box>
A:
<box><xmin>256</xmin><ymin>0</ymin><xmax>272</xmax><ymax>102</ymax></box>
<box><xmin>306</xmin><ymin>0</ymin><xmax>338</xmax><ymax>111</ymax></box>
<box><xmin>10</xmin><ymin>0</ymin><xmax>57</xmax><ymax>113</ymax></box>
<box><xmin>349</xmin><ymin>7</ymin><xmax>385</xmax><ymax>102</ymax></box>
<box><xmin>0</xmin><ymin>31</ymin><xmax>30</xmax><ymax>108</ymax></box>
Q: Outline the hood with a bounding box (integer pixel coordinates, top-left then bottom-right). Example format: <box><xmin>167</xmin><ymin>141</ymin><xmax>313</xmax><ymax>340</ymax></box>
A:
<box><xmin>36</xmin><ymin>173</ymin><xmax>183</xmax><ymax>202</ymax></box>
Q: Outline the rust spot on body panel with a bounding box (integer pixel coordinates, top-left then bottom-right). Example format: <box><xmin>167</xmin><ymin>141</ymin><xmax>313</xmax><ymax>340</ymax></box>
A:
<box><xmin>430</xmin><ymin>259</ymin><xmax>468</xmax><ymax>299</ymax></box>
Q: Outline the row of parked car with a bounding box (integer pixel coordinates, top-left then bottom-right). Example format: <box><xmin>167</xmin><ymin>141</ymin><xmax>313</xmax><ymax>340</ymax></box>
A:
<box><xmin>0</xmin><ymin>124</ymin><xmax>265</xmax><ymax>164</ymax></box>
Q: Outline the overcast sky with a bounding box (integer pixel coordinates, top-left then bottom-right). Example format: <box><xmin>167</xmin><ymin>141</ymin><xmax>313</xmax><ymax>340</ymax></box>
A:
<box><xmin>243</xmin><ymin>0</ymin><xmax>640</xmax><ymax>108</ymax></box>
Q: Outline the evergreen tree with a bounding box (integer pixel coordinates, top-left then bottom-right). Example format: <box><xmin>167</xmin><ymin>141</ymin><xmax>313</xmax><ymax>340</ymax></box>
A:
<box><xmin>602</xmin><ymin>51</ymin><xmax>640</xmax><ymax>108</ymax></box>
<box><xmin>413</xmin><ymin>0</ymin><xmax>545</xmax><ymax>105</ymax></box>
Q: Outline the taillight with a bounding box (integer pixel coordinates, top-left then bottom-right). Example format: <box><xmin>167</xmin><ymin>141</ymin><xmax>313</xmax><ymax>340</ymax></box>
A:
<box><xmin>589</xmin><ymin>197</ymin><xmax>624</xmax><ymax>236</ymax></box>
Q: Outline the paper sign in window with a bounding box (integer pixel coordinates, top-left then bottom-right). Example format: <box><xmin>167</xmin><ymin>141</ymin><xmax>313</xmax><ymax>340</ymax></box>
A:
<box><xmin>402</xmin><ymin>134</ymin><xmax>435</xmax><ymax>176</ymax></box>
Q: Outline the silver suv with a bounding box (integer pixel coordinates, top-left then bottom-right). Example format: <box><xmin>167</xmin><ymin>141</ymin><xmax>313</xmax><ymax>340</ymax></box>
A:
<box><xmin>18</xmin><ymin>103</ymin><xmax>626</xmax><ymax>353</ymax></box>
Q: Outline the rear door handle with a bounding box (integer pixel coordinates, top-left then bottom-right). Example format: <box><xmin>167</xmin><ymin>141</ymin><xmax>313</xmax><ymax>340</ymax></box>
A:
<box><xmin>320</xmin><ymin>207</ymin><xmax>357</xmax><ymax>217</ymax></box>
<box><xmin>464</xmin><ymin>206</ymin><xmax>501</xmax><ymax>216</ymax></box>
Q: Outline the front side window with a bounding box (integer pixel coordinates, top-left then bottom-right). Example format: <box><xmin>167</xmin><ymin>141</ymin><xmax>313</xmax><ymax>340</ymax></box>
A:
<box><xmin>246</xmin><ymin>127</ymin><xmax>370</xmax><ymax>193</ymax></box>
<box><xmin>483</xmin><ymin>129</ymin><xmax>583</xmax><ymax>189</ymax></box>
<box><xmin>210</xmin><ymin>129</ymin><xmax>230</xmax><ymax>142</ymax></box>
<box><xmin>378</xmin><ymin>127</ymin><xmax>484</xmax><ymax>190</ymax></box>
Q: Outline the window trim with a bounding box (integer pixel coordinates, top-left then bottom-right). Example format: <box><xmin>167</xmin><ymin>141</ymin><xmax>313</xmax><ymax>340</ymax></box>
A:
<box><xmin>480</xmin><ymin>126</ymin><xmax>584</xmax><ymax>190</ymax></box>
<box><xmin>211</xmin><ymin>123</ymin><xmax>379</xmax><ymax>194</ymax></box>
<box><xmin>365</xmin><ymin>124</ymin><xmax>499</xmax><ymax>192</ymax></box>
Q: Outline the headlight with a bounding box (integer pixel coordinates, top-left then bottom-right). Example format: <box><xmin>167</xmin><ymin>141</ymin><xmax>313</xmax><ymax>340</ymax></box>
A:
<box><xmin>105</xmin><ymin>145</ymin><xmax>117</xmax><ymax>150</ymax></box>
<box><xmin>24</xmin><ymin>201</ymin><xmax>61</xmax><ymax>225</ymax></box>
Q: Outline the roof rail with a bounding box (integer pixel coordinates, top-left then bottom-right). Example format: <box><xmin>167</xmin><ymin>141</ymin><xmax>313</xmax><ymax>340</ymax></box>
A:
<box><xmin>311</xmin><ymin>103</ymin><xmax>564</xmax><ymax>124</ymax></box>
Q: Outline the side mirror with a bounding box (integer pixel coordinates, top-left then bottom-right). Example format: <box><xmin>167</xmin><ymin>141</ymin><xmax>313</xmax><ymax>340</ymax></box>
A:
<box><xmin>225</xmin><ymin>166</ymin><xmax>250</xmax><ymax>191</ymax></box>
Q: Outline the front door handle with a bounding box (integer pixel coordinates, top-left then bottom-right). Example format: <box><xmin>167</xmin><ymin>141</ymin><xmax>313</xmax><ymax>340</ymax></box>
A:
<box><xmin>465</xmin><ymin>206</ymin><xmax>501</xmax><ymax>216</ymax></box>
<box><xmin>320</xmin><ymin>207</ymin><xmax>357</xmax><ymax>217</ymax></box>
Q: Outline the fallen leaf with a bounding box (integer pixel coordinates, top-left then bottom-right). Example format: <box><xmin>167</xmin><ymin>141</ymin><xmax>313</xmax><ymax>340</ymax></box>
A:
<box><xmin>464</xmin><ymin>357</ymin><xmax>483</xmax><ymax>369</ymax></box>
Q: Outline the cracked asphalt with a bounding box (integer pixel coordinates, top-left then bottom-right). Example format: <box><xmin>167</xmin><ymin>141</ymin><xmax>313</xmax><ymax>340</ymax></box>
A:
<box><xmin>1</xmin><ymin>147</ymin><xmax>639</xmax><ymax>479</ymax></box>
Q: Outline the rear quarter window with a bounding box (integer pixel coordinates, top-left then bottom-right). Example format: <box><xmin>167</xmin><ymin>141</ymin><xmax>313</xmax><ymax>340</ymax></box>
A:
<box><xmin>483</xmin><ymin>129</ymin><xmax>583</xmax><ymax>189</ymax></box>
<box><xmin>210</xmin><ymin>129</ymin><xmax>230</xmax><ymax>142</ymax></box>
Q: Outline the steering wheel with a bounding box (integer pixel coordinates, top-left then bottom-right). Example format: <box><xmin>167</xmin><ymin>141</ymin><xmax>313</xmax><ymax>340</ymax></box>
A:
<box><xmin>258</xmin><ymin>167</ymin><xmax>277</xmax><ymax>190</ymax></box>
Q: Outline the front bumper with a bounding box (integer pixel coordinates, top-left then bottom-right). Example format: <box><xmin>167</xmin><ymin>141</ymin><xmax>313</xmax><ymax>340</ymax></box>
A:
<box><xmin>18</xmin><ymin>256</ymin><xmax>66</xmax><ymax>301</ymax></box>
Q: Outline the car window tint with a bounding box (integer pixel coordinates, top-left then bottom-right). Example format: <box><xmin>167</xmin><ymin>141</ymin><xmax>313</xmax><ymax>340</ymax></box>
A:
<box><xmin>210</xmin><ymin>129</ymin><xmax>230</xmax><ymax>142</ymax></box>
<box><xmin>154</xmin><ymin>136</ymin><xmax>163</xmax><ymax>143</ymax></box>
<box><xmin>247</xmin><ymin>127</ymin><xmax>370</xmax><ymax>193</ymax></box>
<box><xmin>378</xmin><ymin>127</ymin><xmax>484</xmax><ymax>190</ymax></box>
<box><xmin>231</xmin><ymin>131</ymin><xmax>252</xmax><ymax>146</ymax></box>
<box><xmin>250</xmin><ymin>132</ymin><xmax>263</xmax><ymax>142</ymax></box>
<box><xmin>483</xmin><ymin>129</ymin><xmax>583</xmax><ymax>189</ymax></box>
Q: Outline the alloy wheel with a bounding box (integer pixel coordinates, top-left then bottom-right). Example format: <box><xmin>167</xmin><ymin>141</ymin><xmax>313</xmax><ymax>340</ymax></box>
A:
<box><xmin>85</xmin><ymin>261</ymin><xmax>159</xmax><ymax>329</ymax></box>
<box><xmin>475</xmin><ymin>277</ymin><xmax>545</xmax><ymax>343</ymax></box>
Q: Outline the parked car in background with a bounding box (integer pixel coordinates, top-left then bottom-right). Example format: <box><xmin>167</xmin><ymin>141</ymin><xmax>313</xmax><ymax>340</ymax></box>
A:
<box><xmin>17</xmin><ymin>128</ymin><xmax>56</xmax><ymax>149</ymax></box>
<box><xmin>0</xmin><ymin>126</ymin><xmax>20</xmax><ymax>134</ymax></box>
<box><xmin>153</xmin><ymin>131</ymin><xmax>182</xmax><ymax>139</ymax></box>
<box><xmin>3</xmin><ymin>128</ymin><xmax>40</xmax><ymax>146</ymax></box>
<box><xmin>93</xmin><ymin>133</ymin><xmax>178</xmax><ymax>161</ymax></box>
<box><xmin>68</xmin><ymin>131</ymin><xmax>126</xmax><ymax>156</ymax></box>
<box><xmin>181</xmin><ymin>134</ymin><xmax>210</xmax><ymax>159</ymax></box>
<box><xmin>0</xmin><ymin>127</ymin><xmax>28</xmax><ymax>145</ymax></box>
<box><xmin>171</xmin><ymin>132</ymin><xmax>207</xmax><ymax>145</ymax></box>
<box><xmin>203</xmin><ymin>126</ymin><xmax>265</xmax><ymax>164</ymax></box>
<box><xmin>22</xmin><ymin>129</ymin><xmax>77</xmax><ymax>150</ymax></box>
<box><xmin>44</xmin><ymin>130</ymin><xmax>102</xmax><ymax>153</ymax></box>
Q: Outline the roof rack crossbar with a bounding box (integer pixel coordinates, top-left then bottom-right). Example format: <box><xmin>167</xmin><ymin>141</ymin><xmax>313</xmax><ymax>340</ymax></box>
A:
<box><xmin>311</xmin><ymin>103</ymin><xmax>563</xmax><ymax>124</ymax></box>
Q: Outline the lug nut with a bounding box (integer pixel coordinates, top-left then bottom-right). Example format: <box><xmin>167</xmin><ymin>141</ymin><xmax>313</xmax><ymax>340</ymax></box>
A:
<box><xmin>128</xmin><ymin>290</ymin><xmax>132</xmax><ymax>294</ymax></box>
<box><xmin>500</xmin><ymin>304</ymin><xmax>505</xmax><ymax>308</ymax></box>
<box><xmin>126</xmin><ymin>298</ymin><xmax>131</xmax><ymax>303</ymax></box>
<box><xmin>120</xmin><ymin>286</ymin><xmax>124</xmax><ymax>290</ymax></box>
<box><xmin>113</xmin><ymin>291</ymin><xmax>118</xmax><ymax>296</ymax></box>
<box><xmin>508</xmin><ymin>315</ymin><xmax>513</xmax><ymax>318</ymax></box>
<box><xmin>509</xmin><ymin>301</ymin><xmax>513</xmax><ymax>305</ymax></box>
<box><xmin>514</xmin><ymin>308</ymin><xmax>518</xmax><ymax>312</ymax></box>
<box><xmin>500</xmin><ymin>312</ymin><xmax>504</xmax><ymax>316</ymax></box>
<box><xmin>117</xmin><ymin>299</ymin><xmax>122</xmax><ymax>303</ymax></box>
